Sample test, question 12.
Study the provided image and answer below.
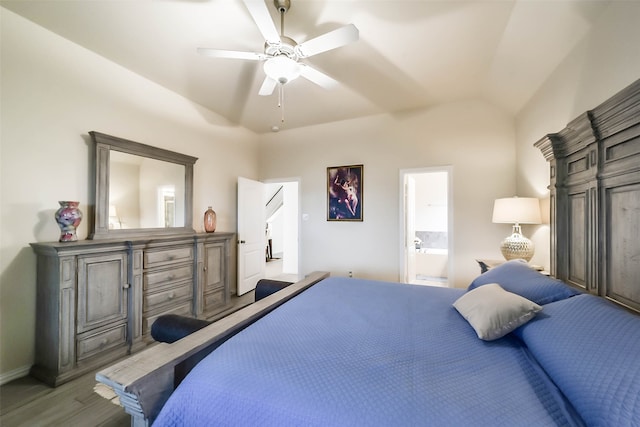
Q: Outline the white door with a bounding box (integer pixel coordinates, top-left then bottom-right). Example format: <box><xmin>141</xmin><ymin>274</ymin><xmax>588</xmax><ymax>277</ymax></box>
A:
<box><xmin>237</xmin><ymin>177</ymin><xmax>266</xmax><ymax>295</ymax></box>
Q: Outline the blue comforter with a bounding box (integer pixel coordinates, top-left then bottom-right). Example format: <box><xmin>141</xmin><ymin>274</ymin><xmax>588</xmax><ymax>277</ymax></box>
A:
<box><xmin>153</xmin><ymin>277</ymin><xmax>582</xmax><ymax>426</ymax></box>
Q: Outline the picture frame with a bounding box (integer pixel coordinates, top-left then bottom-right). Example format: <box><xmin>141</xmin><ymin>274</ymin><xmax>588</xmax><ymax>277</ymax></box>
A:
<box><xmin>327</xmin><ymin>164</ymin><xmax>363</xmax><ymax>221</ymax></box>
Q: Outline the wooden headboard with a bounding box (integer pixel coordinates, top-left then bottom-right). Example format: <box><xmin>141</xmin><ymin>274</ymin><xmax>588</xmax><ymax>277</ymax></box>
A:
<box><xmin>535</xmin><ymin>79</ymin><xmax>640</xmax><ymax>313</ymax></box>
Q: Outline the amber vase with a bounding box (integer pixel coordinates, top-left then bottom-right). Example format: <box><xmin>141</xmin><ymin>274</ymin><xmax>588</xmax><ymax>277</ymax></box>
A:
<box><xmin>204</xmin><ymin>206</ymin><xmax>217</xmax><ymax>233</ymax></box>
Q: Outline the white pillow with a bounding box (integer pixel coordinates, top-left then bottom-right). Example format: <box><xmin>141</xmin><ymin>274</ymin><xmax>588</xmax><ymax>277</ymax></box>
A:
<box><xmin>453</xmin><ymin>283</ymin><xmax>542</xmax><ymax>341</ymax></box>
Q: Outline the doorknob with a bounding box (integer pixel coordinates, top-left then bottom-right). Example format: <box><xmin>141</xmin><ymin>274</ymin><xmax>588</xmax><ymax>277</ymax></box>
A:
<box><xmin>239</xmin><ymin>240</ymin><xmax>246</xmax><ymax>244</ymax></box>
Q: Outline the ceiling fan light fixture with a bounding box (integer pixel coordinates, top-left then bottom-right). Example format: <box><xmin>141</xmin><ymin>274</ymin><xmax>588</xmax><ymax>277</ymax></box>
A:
<box><xmin>263</xmin><ymin>56</ymin><xmax>301</xmax><ymax>85</ymax></box>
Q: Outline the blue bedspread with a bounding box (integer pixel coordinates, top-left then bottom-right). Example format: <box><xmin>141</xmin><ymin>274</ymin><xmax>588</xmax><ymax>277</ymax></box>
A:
<box><xmin>153</xmin><ymin>277</ymin><xmax>582</xmax><ymax>426</ymax></box>
<box><xmin>515</xmin><ymin>294</ymin><xmax>640</xmax><ymax>427</ymax></box>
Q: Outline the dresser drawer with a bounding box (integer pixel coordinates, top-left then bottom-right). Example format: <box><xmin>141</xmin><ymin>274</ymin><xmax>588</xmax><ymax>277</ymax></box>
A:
<box><xmin>144</xmin><ymin>246</ymin><xmax>193</xmax><ymax>268</ymax></box>
<box><xmin>144</xmin><ymin>265</ymin><xmax>193</xmax><ymax>290</ymax></box>
<box><xmin>143</xmin><ymin>301</ymin><xmax>193</xmax><ymax>335</ymax></box>
<box><xmin>144</xmin><ymin>281</ymin><xmax>193</xmax><ymax>312</ymax></box>
<box><xmin>76</xmin><ymin>324</ymin><xmax>127</xmax><ymax>361</ymax></box>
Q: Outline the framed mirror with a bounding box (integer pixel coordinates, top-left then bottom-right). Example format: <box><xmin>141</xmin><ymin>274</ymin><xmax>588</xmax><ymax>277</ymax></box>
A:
<box><xmin>89</xmin><ymin>131</ymin><xmax>198</xmax><ymax>240</ymax></box>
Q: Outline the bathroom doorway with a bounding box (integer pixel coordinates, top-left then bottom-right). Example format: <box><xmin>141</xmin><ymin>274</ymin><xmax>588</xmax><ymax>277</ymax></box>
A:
<box><xmin>400</xmin><ymin>167</ymin><xmax>452</xmax><ymax>286</ymax></box>
<box><xmin>264</xmin><ymin>180</ymin><xmax>299</xmax><ymax>282</ymax></box>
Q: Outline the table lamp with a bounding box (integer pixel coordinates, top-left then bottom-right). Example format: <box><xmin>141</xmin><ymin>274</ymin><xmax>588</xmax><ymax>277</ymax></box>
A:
<box><xmin>492</xmin><ymin>197</ymin><xmax>541</xmax><ymax>261</ymax></box>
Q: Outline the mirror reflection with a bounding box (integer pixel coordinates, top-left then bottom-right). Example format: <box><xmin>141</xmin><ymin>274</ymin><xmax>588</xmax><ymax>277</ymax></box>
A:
<box><xmin>109</xmin><ymin>151</ymin><xmax>185</xmax><ymax>229</ymax></box>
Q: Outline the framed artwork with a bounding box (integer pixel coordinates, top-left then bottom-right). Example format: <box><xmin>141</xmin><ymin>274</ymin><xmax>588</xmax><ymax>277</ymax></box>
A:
<box><xmin>327</xmin><ymin>164</ymin><xmax>363</xmax><ymax>221</ymax></box>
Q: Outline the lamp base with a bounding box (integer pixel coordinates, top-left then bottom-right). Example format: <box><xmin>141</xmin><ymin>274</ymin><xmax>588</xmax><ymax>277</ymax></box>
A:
<box><xmin>500</xmin><ymin>227</ymin><xmax>534</xmax><ymax>262</ymax></box>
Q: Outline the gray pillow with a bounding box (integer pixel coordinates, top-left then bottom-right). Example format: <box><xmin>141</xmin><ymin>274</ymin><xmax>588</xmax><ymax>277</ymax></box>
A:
<box><xmin>453</xmin><ymin>283</ymin><xmax>542</xmax><ymax>341</ymax></box>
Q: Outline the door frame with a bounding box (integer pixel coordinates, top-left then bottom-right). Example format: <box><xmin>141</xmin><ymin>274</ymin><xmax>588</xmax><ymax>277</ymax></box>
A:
<box><xmin>399</xmin><ymin>166</ymin><xmax>454</xmax><ymax>285</ymax></box>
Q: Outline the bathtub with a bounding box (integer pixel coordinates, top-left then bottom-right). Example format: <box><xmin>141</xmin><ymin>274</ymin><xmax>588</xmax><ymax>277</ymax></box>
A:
<box><xmin>415</xmin><ymin>248</ymin><xmax>448</xmax><ymax>279</ymax></box>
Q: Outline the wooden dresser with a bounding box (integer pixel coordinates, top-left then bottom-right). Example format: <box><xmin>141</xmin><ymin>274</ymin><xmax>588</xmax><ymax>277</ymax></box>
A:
<box><xmin>30</xmin><ymin>232</ymin><xmax>234</xmax><ymax>386</ymax></box>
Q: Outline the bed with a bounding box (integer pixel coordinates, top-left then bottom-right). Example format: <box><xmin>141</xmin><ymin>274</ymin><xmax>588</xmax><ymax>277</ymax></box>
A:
<box><xmin>97</xmin><ymin>261</ymin><xmax>640</xmax><ymax>426</ymax></box>
<box><xmin>95</xmin><ymin>79</ymin><xmax>640</xmax><ymax>426</ymax></box>
<box><xmin>150</xmin><ymin>261</ymin><xmax>640</xmax><ymax>427</ymax></box>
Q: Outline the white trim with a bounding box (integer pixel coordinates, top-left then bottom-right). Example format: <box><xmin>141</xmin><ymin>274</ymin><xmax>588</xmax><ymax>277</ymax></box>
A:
<box><xmin>0</xmin><ymin>365</ymin><xmax>31</xmax><ymax>385</ymax></box>
<box><xmin>398</xmin><ymin>166</ymin><xmax>454</xmax><ymax>286</ymax></box>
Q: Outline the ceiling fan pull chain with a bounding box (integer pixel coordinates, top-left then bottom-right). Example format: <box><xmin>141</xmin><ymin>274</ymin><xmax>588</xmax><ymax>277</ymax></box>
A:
<box><xmin>280</xmin><ymin>85</ymin><xmax>285</xmax><ymax>123</ymax></box>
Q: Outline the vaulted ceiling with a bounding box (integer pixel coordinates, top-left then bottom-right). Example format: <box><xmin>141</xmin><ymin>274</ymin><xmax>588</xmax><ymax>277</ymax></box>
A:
<box><xmin>2</xmin><ymin>0</ymin><xmax>609</xmax><ymax>133</ymax></box>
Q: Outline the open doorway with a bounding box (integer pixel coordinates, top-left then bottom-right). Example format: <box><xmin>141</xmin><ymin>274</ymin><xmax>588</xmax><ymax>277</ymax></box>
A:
<box><xmin>400</xmin><ymin>167</ymin><xmax>453</xmax><ymax>286</ymax></box>
<box><xmin>264</xmin><ymin>180</ymin><xmax>299</xmax><ymax>282</ymax></box>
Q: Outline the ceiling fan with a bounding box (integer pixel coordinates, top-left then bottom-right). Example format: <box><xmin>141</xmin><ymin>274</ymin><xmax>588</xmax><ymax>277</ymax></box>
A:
<box><xmin>197</xmin><ymin>0</ymin><xmax>359</xmax><ymax>97</ymax></box>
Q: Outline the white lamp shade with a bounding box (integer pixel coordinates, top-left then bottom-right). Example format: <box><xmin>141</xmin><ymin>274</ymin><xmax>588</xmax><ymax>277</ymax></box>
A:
<box><xmin>263</xmin><ymin>56</ymin><xmax>301</xmax><ymax>85</ymax></box>
<box><xmin>492</xmin><ymin>197</ymin><xmax>541</xmax><ymax>224</ymax></box>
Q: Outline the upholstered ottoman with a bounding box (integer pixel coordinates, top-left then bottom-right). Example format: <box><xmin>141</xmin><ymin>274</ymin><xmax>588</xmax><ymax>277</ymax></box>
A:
<box><xmin>254</xmin><ymin>279</ymin><xmax>294</xmax><ymax>301</ymax></box>
<box><xmin>151</xmin><ymin>314</ymin><xmax>211</xmax><ymax>343</ymax></box>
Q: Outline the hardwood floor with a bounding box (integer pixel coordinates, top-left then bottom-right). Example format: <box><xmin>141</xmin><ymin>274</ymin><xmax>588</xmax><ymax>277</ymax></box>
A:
<box><xmin>1</xmin><ymin>291</ymin><xmax>256</xmax><ymax>426</ymax></box>
<box><xmin>265</xmin><ymin>256</ymin><xmax>299</xmax><ymax>283</ymax></box>
<box><xmin>0</xmin><ymin>366</ymin><xmax>130</xmax><ymax>427</ymax></box>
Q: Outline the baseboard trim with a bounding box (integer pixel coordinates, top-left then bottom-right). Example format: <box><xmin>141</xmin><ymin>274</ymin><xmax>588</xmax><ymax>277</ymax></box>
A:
<box><xmin>0</xmin><ymin>365</ymin><xmax>31</xmax><ymax>386</ymax></box>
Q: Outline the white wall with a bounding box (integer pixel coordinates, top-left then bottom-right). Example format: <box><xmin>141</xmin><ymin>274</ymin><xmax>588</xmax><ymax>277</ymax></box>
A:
<box><xmin>414</xmin><ymin>172</ymin><xmax>448</xmax><ymax>233</ymax></box>
<box><xmin>0</xmin><ymin>8</ymin><xmax>259</xmax><ymax>381</ymax></box>
<box><xmin>259</xmin><ymin>100</ymin><xmax>517</xmax><ymax>288</ymax></box>
<box><xmin>515</xmin><ymin>1</ymin><xmax>640</xmax><ymax>269</ymax></box>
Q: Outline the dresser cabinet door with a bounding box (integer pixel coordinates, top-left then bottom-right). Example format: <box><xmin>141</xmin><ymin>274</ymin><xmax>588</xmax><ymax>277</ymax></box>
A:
<box><xmin>204</xmin><ymin>243</ymin><xmax>223</xmax><ymax>291</ymax></box>
<box><xmin>202</xmin><ymin>242</ymin><xmax>229</xmax><ymax>315</ymax></box>
<box><xmin>77</xmin><ymin>253</ymin><xmax>128</xmax><ymax>334</ymax></box>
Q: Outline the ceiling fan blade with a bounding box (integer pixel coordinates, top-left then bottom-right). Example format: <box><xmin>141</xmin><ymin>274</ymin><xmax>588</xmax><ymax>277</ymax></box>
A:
<box><xmin>259</xmin><ymin>76</ymin><xmax>278</xmax><ymax>96</ymax></box>
<box><xmin>295</xmin><ymin>24</ymin><xmax>359</xmax><ymax>58</ymax></box>
<box><xmin>197</xmin><ymin>48</ymin><xmax>266</xmax><ymax>61</ymax></box>
<box><xmin>299</xmin><ymin>64</ymin><xmax>339</xmax><ymax>89</ymax></box>
<box><xmin>242</xmin><ymin>0</ymin><xmax>281</xmax><ymax>45</ymax></box>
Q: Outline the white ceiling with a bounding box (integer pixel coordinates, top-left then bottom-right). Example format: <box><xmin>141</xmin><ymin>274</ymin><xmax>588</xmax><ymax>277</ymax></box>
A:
<box><xmin>2</xmin><ymin>0</ymin><xmax>608</xmax><ymax>133</ymax></box>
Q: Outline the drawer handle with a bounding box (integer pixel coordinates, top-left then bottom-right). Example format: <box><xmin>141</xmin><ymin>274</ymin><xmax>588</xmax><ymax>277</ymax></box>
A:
<box><xmin>168</xmin><ymin>292</ymin><xmax>175</xmax><ymax>300</ymax></box>
<box><xmin>100</xmin><ymin>338</ymin><xmax>108</xmax><ymax>347</ymax></box>
<box><xmin>123</xmin><ymin>283</ymin><xmax>130</xmax><ymax>289</ymax></box>
<box><xmin>167</xmin><ymin>274</ymin><xmax>176</xmax><ymax>281</ymax></box>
